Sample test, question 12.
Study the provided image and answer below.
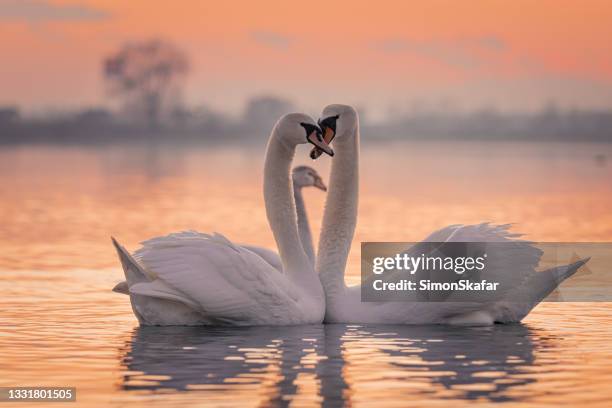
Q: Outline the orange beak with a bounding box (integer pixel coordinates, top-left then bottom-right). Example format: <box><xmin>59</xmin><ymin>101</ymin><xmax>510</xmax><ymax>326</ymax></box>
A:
<box><xmin>306</xmin><ymin>130</ymin><xmax>334</xmax><ymax>157</ymax></box>
<box><xmin>310</xmin><ymin>126</ymin><xmax>336</xmax><ymax>160</ymax></box>
<box><xmin>313</xmin><ymin>176</ymin><xmax>327</xmax><ymax>191</ymax></box>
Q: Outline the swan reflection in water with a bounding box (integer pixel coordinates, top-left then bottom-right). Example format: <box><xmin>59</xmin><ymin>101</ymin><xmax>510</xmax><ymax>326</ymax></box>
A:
<box><xmin>120</xmin><ymin>324</ymin><xmax>549</xmax><ymax>405</ymax></box>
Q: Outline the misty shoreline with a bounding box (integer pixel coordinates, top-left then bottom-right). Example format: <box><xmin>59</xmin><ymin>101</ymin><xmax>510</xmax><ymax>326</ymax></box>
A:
<box><xmin>2</xmin><ymin>106</ymin><xmax>612</xmax><ymax>146</ymax></box>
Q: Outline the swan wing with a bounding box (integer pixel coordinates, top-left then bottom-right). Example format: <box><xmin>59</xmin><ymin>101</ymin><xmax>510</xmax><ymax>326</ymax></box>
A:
<box><xmin>416</xmin><ymin>224</ymin><xmax>588</xmax><ymax>321</ymax></box>
<box><xmin>134</xmin><ymin>231</ymin><xmax>305</xmax><ymax>325</ymax></box>
<box><xmin>240</xmin><ymin>245</ymin><xmax>283</xmax><ymax>271</ymax></box>
<box><xmin>421</xmin><ymin>222</ymin><xmax>524</xmax><ymax>243</ymax></box>
<box><xmin>377</xmin><ymin>224</ymin><xmax>541</xmax><ymax>304</ymax></box>
<box><xmin>440</xmin><ymin>223</ymin><xmax>542</xmax><ymax>301</ymax></box>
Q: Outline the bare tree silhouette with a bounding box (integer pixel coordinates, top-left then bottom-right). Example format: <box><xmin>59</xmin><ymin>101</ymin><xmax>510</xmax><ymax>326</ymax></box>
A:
<box><xmin>104</xmin><ymin>39</ymin><xmax>189</xmax><ymax>127</ymax></box>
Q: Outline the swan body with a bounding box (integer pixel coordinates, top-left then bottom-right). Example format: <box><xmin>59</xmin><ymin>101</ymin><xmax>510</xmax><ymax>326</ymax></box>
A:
<box><xmin>314</xmin><ymin>104</ymin><xmax>589</xmax><ymax>326</ymax></box>
<box><xmin>112</xmin><ymin>113</ymin><xmax>332</xmax><ymax>326</ymax></box>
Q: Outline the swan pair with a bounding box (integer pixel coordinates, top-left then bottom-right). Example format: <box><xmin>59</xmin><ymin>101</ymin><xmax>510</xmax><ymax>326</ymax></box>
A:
<box><xmin>113</xmin><ymin>104</ymin><xmax>588</xmax><ymax>326</ymax></box>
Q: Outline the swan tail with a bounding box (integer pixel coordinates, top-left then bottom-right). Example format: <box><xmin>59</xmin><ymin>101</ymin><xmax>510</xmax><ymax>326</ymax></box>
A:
<box><xmin>112</xmin><ymin>281</ymin><xmax>129</xmax><ymax>295</ymax></box>
<box><xmin>528</xmin><ymin>257</ymin><xmax>590</xmax><ymax>303</ymax></box>
<box><xmin>111</xmin><ymin>237</ymin><xmax>149</xmax><ymax>287</ymax></box>
<box><xmin>129</xmin><ymin>280</ymin><xmax>200</xmax><ymax>310</ymax></box>
<box><xmin>492</xmin><ymin>257</ymin><xmax>590</xmax><ymax>323</ymax></box>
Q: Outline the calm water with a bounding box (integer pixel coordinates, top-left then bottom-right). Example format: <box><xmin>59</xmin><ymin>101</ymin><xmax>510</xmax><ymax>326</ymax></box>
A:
<box><xmin>1</xmin><ymin>141</ymin><xmax>612</xmax><ymax>407</ymax></box>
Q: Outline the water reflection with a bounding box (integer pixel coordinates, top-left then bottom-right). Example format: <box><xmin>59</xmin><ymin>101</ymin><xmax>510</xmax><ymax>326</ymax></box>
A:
<box><xmin>363</xmin><ymin>325</ymin><xmax>537</xmax><ymax>402</ymax></box>
<box><xmin>122</xmin><ymin>324</ymin><xmax>543</xmax><ymax>405</ymax></box>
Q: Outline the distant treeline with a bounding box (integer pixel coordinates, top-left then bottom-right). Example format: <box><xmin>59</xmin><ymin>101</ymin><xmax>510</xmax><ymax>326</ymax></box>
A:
<box><xmin>367</xmin><ymin>108</ymin><xmax>612</xmax><ymax>141</ymax></box>
<box><xmin>0</xmin><ymin>96</ymin><xmax>295</xmax><ymax>145</ymax></box>
<box><xmin>1</xmin><ymin>100</ymin><xmax>612</xmax><ymax>145</ymax></box>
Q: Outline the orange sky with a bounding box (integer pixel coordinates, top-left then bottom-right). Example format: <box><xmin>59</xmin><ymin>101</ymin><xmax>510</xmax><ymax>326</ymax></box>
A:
<box><xmin>1</xmin><ymin>0</ymin><xmax>611</xmax><ymax>117</ymax></box>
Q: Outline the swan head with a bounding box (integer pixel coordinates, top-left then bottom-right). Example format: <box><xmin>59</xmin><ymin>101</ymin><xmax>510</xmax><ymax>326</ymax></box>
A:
<box><xmin>292</xmin><ymin>165</ymin><xmax>327</xmax><ymax>191</ymax></box>
<box><xmin>310</xmin><ymin>104</ymin><xmax>358</xmax><ymax>160</ymax></box>
<box><xmin>276</xmin><ymin>113</ymin><xmax>334</xmax><ymax>156</ymax></box>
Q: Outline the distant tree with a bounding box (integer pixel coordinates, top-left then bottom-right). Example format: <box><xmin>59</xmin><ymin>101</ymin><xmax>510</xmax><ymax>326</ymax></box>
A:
<box><xmin>0</xmin><ymin>106</ymin><xmax>19</xmax><ymax>123</ymax></box>
<box><xmin>103</xmin><ymin>39</ymin><xmax>189</xmax><ymax>127</ymax></box>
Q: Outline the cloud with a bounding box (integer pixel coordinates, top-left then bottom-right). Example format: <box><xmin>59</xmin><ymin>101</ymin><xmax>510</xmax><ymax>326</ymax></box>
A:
<box><xmin>0</xmin><ymin>0</ymin><xmax>110</xmax><ymax>22</ymax></box>
<box><xmin>375</xmin><ymin>35</ymin><xmax>507</xmax><ymax>69</ymax></box>
<box><xmin>250</xmin><ymin>31</ymin><xmax>291</xmax><ymax>50</ymax></box>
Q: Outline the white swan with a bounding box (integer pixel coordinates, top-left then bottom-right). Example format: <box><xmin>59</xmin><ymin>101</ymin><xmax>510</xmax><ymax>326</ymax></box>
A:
<box><xmin>312</xmin><ymin>104</ymin><xmax>589</xmax><ymax>325</ymax></box>
<box><xmin>111</xmin><ymin>113</ymin><xmax>333</xmax><ymax>326</ymax></box>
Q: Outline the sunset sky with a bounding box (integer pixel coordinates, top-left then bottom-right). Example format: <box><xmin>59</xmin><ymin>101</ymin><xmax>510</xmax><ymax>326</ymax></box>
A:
<box><xmin>1</xmin><ymin>0</ymin><xmax>611</xmax><ymax>118</ymax></box>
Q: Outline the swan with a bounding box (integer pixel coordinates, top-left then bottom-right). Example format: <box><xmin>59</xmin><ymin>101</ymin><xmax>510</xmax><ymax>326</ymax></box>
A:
<box><xmin>111</xmin><ymin>113</ymin><xmax>333</xmax><ymax>326</ymax></box>
<box><xmin>311</xmin><ymin>104</ymin><xmax>589</xmax><ymax>325</ymax></box>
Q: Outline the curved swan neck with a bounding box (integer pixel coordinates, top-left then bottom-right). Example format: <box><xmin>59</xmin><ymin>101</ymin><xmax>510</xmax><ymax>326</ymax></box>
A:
<box><xmin>263</xmin><ymin>128</ymin><xmax>312</xmax><ymax>284</ymax></box>
<box><xmin>316</xmin><ymin>120</ymin><xmax>359</xmax><ymax>301</ymax></box>
<box><xmin>294</xmin><ymin>186</ymin><xmax>315</xmax><ymax>266</ymax></box>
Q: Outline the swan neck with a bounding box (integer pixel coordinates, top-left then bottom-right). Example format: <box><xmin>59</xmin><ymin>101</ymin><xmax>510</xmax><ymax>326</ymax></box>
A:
<box><xmin>263</xmin><ymin>129</ymin><xmax>312</xmax><ymax>282</ymax></box>
<box><xmin>294</xmin><ymin>186</ymin><xmax>315</xmax><ymax>266</ymax></box>
<box><xmin>317</xmin><ymin>123</ymin><xmax>359</xmax><ymax>301</ymax></box>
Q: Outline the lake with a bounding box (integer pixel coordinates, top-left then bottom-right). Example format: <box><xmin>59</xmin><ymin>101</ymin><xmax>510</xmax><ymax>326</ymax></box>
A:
<box><xmin>1</xmin><ymin>140</ymin><xmax>612</xmax><ymax>406</ymax></box>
